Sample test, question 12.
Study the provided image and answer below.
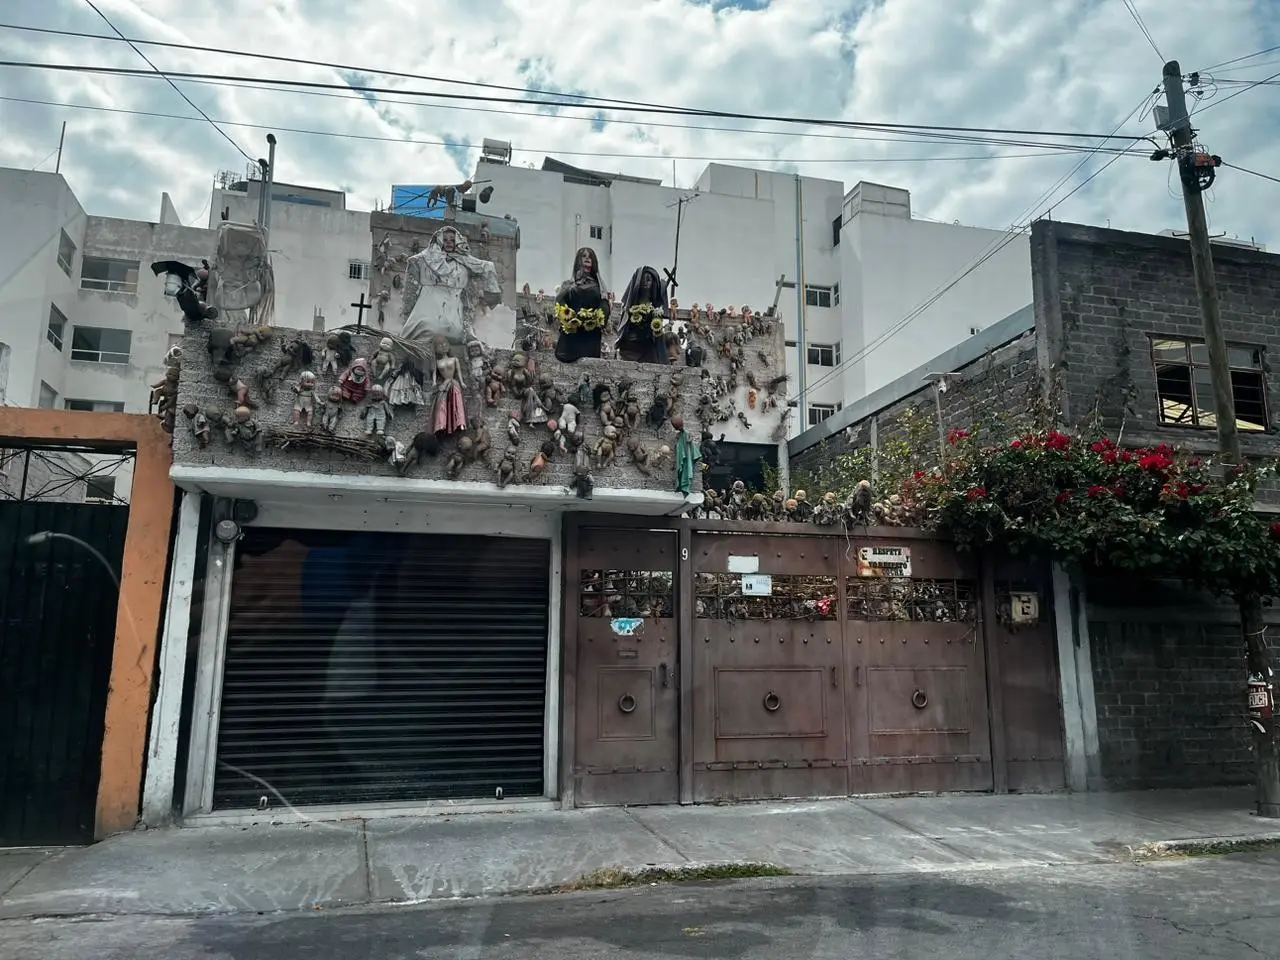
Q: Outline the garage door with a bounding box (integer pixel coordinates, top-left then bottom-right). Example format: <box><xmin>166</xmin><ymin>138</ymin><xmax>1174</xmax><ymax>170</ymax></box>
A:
<box><xmin>212</xmin><ymin>527</ymin><xmax>550</xmax><ymax>810</ymax></box>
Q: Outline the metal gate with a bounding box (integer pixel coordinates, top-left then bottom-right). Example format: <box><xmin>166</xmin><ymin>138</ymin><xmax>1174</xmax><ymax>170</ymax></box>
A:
<box><xmin>845</xmin><ymin>536</ymin><xmax>993</xmax><ymax>794</ymax></box>
<box><xmin>691</xmin><ymin>532</ymin><xmax>847</xmax><ymax>801</ymax></box>
<box><xmin>0</xmin><ymin>489</ymin><xmax>128</xmax><ymax>845</ymax></box>
<box><xmin>567</xmin><ymin>524</ymin><xmax>679</xmax><ymax>806</ymax></box>
<box><xmin>212</xmin><ymin>527</ymin><xmax>550</xmax><ymax>809</ymax></box>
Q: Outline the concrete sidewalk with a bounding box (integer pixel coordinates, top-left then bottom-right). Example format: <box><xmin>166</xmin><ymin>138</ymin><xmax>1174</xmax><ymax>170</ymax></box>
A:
<box><xmin>2</xmin><ymin>788</ymin><xmax>1278</xmax><ymax>920</ymax></box>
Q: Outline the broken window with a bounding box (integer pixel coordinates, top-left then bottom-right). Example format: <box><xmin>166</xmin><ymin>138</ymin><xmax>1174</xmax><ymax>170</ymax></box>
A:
<box><xmin>1150</xmin><ymin>336</ymin><xmax>1268</xmax><ymax>432</ymax></box>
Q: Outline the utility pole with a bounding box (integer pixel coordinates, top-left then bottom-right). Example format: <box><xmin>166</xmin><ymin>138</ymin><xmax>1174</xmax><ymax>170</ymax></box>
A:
<box><xmin>1160</xmin><ymin>60</ymin><xmax>1279</xmax><ymax>817</ymax></box>
<box><xmin>54</xmin><ymin>120</ymin><xmax>66</xmax><ymax>175</ymax></box>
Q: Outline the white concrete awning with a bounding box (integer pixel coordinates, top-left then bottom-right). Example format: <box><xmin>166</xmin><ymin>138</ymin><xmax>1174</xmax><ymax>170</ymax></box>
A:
<box><xmin>169</xmin><ymin>464</ymin><xmax>700</xmax><ymax>516</ymax></box>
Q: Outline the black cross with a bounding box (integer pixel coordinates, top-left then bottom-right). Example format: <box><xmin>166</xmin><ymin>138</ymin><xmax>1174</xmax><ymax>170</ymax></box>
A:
<box><xmin>351</xmin><ymin>292</ymin><xmax>372</xmax><ymax>331</ymax></box>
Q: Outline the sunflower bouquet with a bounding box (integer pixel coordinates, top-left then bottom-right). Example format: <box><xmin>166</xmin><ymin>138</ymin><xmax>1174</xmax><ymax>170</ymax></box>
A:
<box><xmin>556</xmin><ymin>303</ymin><xmax>607</xmax><ymax>334</ymax></box>
<box><xmin>555</xmin><ymin>302</ymin><xmax>580</xmax><ymax>334</ymax></box>
<box><xmin>627</xmin><ymin>302</ymin><xmax>666</xmax><ymax>335</ymax></box>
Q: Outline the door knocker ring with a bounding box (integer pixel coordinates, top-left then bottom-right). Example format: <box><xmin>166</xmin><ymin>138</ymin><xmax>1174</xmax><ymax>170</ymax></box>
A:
<box><xmin>911</xmin><ymin>689</ymin><xmax>928</xmax><ymax>709</ymax></box>
<box><xmin>618</xmin><ymin>693</ymin><xmax>637</xmax><ymax>714</ymax></box>
<box><xmin>763</xmin><ymin>691</ymin><xmax>781</xmax><ymax>712</ymax></box>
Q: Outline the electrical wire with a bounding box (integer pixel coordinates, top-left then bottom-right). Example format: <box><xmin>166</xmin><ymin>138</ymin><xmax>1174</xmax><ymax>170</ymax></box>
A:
<box><xmin>1223</xmin><ymin>161</ymin><xmax>1280</xmax><ymax>185</ymax></box>
<box><xmin>78</xmin><ymin>2</ymin><xmax>253</xmax><ymax>164</ymax></box>
<box><xmin>1193</xmin><ymin>67</ymin><xmax>1280</xmax><ymax>114</ymax></box>
<box><xmin>0</xmin><ymin>22</ymin><xmax>1157</xmax><ymax>145</ymax></box>
<box><xmin>1119</xmin><ymin>0</ymin><xmax>1165</xmax><ymax>61</ymax></box>
<box><xmin>799</xmin><ymin>91</ymin><xmax>1159</xmax><ymax>403</ymax></box>
<box><xmin>1197</xmin><ymin>44</ymin><xmax>1280</xmax><ymax>73</ymax></box>
<box><xmin>28</xmin><ymin>145</ymin><xmax>59</xmax><ymax>171</ymax></box>
<box><xmin>0</xmin><ymin>58</ymin><xmax>1159</xmax><ymax>146</ymax></box>
<box><xmin>0</xmin><ymin>94</ymin><xmax>1143</xmax><ymax>167</ymax></box>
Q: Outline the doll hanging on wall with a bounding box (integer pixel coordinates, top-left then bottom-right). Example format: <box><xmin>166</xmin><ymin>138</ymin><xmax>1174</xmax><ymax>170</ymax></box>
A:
<box><xmin>431</xmin><ymin>334</ymin><xmax>467</xmax><ymax>436</ymax></box>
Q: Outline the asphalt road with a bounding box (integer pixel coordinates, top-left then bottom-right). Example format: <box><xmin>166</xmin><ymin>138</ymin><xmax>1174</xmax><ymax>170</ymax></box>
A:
<box><xmin>3</xmin><ymin>853</ymin><xmax>1277</xmax><ymax>959</ymax></box>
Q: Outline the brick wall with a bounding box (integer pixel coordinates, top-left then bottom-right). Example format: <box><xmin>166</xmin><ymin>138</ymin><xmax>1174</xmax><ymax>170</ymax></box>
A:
<box><xmin>789</xmin><ymin>329</ymin><xmax>1040</xmax><ymax>491</ymax></box>
<box><xmin>1086</xmin><ymin>576</ymin><xmax>1277</xmax><ymax>789</ymax></box>
<box><xmin>1034</xmin><ymin>221</ymin><xmax>1280</xmax><ymax>494</ymax></box>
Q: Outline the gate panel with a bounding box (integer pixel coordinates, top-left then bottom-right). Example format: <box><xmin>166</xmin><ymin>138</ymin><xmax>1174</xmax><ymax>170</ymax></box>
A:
<box><xmin>691</xmin><ymin>533</ymin><xmax>846</xmax><ymax>802</ymax></box>
<box><xmin>0</xmin><ymin>501</ymin><xmax>128</xmax><ymax>845</ymax></box>
<box><xmin>989</xmin><ymin>557</ymin><xmax>1066</xmax><ymax>792</ymax></box>
<box><xmin>572</xmin><ymin>526</ymin><xmax>678</xmax><ymax>806</ymax></box>
<box><xmin>845</xmin><ymin>537</ymin><xmax>993</xmax><ymax>794</ymax></box>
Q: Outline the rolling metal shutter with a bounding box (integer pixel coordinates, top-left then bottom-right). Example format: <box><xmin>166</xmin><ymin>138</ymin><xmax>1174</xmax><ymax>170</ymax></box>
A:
<box><xmin>212</xmin><ymin>527</ymin><xmax>550</xmax><ymax>810</ymax></box>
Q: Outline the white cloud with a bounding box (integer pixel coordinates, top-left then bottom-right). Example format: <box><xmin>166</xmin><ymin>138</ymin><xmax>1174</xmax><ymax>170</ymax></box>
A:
<box><xmin>1</xmin><ymin>0</ymin><xmax>1278</xmax><ymax>249</ymax></box>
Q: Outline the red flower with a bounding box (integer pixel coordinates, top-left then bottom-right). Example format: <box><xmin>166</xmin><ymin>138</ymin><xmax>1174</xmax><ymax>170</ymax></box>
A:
<box><xmin>967</xmin><ymin>487</ymin><xmax>987</xmax><ymax>501</ymax></box>
<box><xmin>1054</xmin><ymin>490</ymin><xmax>1074</xmax><ymax>504</ymax></box>
<box><xmin>1139</xmin><ymin>453</ymin><xmax>1174</xmax><ymax>472</ymax></box>
<box><xmin>1044</xmin><ymin>431</ymin><xmax>1071</xmax><ymax>451</ymax></box>
<box><xmin>1010</xmin><ymin>440</ymin><xmax>1023</xmax><ymax>450</ymax></box>
<box><xmin>913</xmin><ymin>470</ymin><xmax>928</xmax><ymax>480</ymax></box>
<box><xmin>947</xmin><ymin>428</ymin><xmax>970</xmax><ymax>445</ymax></box>
<box><xmin>1113</xmin><ymin>484</ymin><xmax>1127</xmax><ymax>498</ymax></box>
<box><xmin>1087</xmin><ymin>485</ymin><xmax>1109</xmax><ymax>498</ymax></box>
<box><xmin>1101</xmin><ymin>450</ymin><xmax>1119</xmax><ymax>465</ymax></box>
<box><xmin>1091</xmin><ymin>438</ymin><xmax>1116</xmax><ymax>453</ymax></box>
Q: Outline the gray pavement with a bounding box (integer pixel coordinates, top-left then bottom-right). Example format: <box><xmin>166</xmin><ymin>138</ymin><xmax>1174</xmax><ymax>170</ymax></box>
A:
<box><xmin>1</xmin><ymin>787</ymin><xmax>1278</xmax><ymax>921</ymax></box>
<box><xmin>2</xmin><ymin>852</ymin><xmax>1277</xmax><ymax>958</ymax></box>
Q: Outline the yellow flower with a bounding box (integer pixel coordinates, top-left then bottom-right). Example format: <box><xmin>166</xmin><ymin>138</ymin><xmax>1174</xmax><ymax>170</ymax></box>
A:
<box><xmin>579</xmin><ymin>308</ymin><xmax>605</xmax><ymax>332</ymax></box>
<box><xmin>650</xmin><ymin>316</ymin><xmax>665</xmax><ymax>335</ymax></box>
<box><xmin>562</xmin><ymin>317</ymin><xmax>582</xmax><ymax>334</ymax></box>
<box><xmin>555</xmin><ymin>302</ymin><xmax>574</xmax><ymax>324</ymax></box>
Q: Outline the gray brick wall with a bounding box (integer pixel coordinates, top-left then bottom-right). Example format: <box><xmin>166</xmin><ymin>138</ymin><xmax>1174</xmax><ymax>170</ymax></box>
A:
<box><xmin>1035</xmin><ymin>221</ymin><xmax>1280</xmax><ymax>471</ymax></box>
<box><xmin>790</xmin><ymin>331</ymin><xmax>1040</xmax><ymax>491</ymax></box>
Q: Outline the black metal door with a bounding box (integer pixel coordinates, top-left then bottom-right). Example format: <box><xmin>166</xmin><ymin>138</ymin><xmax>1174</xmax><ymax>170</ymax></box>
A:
<box><xmin>213</xmin><ymin>527</ymin><xmax>551</xmax><ymax>810</ymax></box>
<box><xmin>0</xmin><ymin>501</ymin><xmax>128</xmax><ymax>845</ymax></box>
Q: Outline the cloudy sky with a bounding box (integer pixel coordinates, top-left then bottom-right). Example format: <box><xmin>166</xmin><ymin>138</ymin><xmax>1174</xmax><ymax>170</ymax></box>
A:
<box><xmin>1</xmin><ymin>0</ymin><xmax>1277</xmax><ymax>245</ymax></box>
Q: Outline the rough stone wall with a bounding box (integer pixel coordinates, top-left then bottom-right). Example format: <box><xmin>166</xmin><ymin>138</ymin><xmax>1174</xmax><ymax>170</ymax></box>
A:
<box><xmin>789</xmin><ymin>330</ymin><xmax>1039</xmax><ymax>488</ymax></box>
<box><xmin>169</xmin><ymin>303</ymin><xmax>785</xmax><ymax>494</ymax></box>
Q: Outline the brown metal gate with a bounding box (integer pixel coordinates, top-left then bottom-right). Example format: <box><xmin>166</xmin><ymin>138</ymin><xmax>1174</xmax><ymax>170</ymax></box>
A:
<box><xmin>563</xmin><ymin>518</ymin><xmax>1062</xmax><ymax>805</ymax></box>
<box><xmin>565</xmin><ymin>522</ymin><xmax>680</xmax><ymax>806</ymax></box>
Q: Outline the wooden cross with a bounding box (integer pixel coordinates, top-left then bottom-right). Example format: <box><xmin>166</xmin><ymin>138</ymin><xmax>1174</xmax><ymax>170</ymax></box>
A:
<box><xmin>350</xmin><ymin>292</ymin><xmax>372</xmax><ymax>331</ymax></box>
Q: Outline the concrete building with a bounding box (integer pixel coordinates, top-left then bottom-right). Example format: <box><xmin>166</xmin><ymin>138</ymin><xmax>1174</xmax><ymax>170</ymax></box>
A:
<box><xmin>466</xmin><ymin>148</ymin><xmax>1034</xmax><ymax>435</ymax></box>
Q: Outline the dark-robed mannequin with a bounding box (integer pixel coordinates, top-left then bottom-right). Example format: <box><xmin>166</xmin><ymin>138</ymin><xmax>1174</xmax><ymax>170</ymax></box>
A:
<box><xmin>614</xmin><ymin>265</ymin><xmax>671</xmax><ymax>364</ymax></box>
<box><xmin>553</xmin><ymin>247</ymin><xmax>609</xmax><ymax>363</ymax></box>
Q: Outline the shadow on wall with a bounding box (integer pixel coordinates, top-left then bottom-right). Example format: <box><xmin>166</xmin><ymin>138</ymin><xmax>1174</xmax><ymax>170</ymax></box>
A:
<box><xmin>0</xmin><ymin>341</ymin><xmax>10</xmax><ymax>403</ymax></box>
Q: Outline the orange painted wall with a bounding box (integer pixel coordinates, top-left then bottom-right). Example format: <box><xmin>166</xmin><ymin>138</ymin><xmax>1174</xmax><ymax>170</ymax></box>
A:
<box><xmin>0</xmin><ymin>410</ymin><xmax>174</xmax><ymax>838</ymax></box>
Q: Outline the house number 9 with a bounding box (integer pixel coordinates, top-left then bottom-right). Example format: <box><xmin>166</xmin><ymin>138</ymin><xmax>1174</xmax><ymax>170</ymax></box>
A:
<box><xmin>681</xmin><ymin>547</ymin><xmax>689</xmax><ymax>561</ymax></box>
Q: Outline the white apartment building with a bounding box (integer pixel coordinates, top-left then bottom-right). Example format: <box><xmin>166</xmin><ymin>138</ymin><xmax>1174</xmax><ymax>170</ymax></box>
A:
<box><xmin>466</xmin><ymin>147</ymin><xmax>1033</xmax><ymax>436</ymax></box>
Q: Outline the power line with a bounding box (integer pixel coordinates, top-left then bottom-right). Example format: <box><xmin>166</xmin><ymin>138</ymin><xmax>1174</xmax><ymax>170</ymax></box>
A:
<box><xmin>1197</xmin><ymin>44</ymin><xmax>1280</xmax><ymax>73</ymax></box>
<box><xmin>1120</xmin><ymin>0</ymin><xmax>1165</xmax><ymax>61</ymax></box>
<box><xmin>77</xmin><ymin>2</ymin><xmax>253</xmax><ymax>164</ymax></box>
<box><xmin>0</xmin><ymin>94</ymin><xmax>1145</xmax><ymax>167</ymax></box>
<box><xmin>1223</xmin><ymin>161</ymin><xmax>1280</xmax><ymax>185</ymax></box>
<box><xmin>1194</xmin><ymin>67</ymin><xmax>1280</xmax><ymax>113</ymax></box>
<box><xmin>800</xmin><ymin>92</ymin><xmax>1157</xmax><ymax>402</ymax></box>
<box><xmin>0</xmin><ymin>22</ymin><xmax>1156</xmax><ymax>146</ymax></box>
<box><xmin>0</xmin><ymin>59</ymin><xmax>1158</xmax><ymax>146</ymax></box>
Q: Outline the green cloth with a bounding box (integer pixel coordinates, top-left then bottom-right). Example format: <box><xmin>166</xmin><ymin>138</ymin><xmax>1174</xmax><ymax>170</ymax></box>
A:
<box><xmin>675</xmin><ymin>429</ymin><xmax>700</xmax><ymax>495</ymax></box>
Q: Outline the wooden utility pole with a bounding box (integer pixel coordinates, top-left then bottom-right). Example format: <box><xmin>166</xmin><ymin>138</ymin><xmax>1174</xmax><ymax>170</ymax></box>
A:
<box><xmin>1161</xmin><ymin>60</ymin><xmax>1279</xmax><ymax>817</ymax></box>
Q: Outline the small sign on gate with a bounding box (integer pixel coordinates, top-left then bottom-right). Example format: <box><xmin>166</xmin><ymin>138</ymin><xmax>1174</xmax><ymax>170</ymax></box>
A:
<box><xmin>741</xmin><ymin>574</ymin><xmax>773</xmax><ymax>596</ymax></box>
<box><xmin>856</xmin><ymin>546</ymin><xmax>911</xmax><ymax>578</ymax></box>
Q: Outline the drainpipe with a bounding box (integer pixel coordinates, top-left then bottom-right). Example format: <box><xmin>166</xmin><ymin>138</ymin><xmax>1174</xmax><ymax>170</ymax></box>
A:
<box><xmin>262</xmin><ymin>134</ymin><xmax>277</xmax><ymax>246</ymax></box>
<box><xmin>794</xmin><ymin>175</ymin><xmax>808</xmax><ymax>427</ymax></box>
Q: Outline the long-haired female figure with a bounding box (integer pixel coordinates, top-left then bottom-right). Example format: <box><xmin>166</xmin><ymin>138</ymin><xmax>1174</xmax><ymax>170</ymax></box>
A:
<box><xmin>614</xmin><ymin>265</ymin><xmax>670</xmax><ymax>364</ymax></box>
<box><xmin>553</xmin><ymin>247</ymin><xmax>609</xmax><ymax>363</ymax></box>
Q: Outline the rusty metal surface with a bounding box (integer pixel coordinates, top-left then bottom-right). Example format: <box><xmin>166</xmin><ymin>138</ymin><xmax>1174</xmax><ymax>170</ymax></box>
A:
<box><xmin>571</xmin><ymin>526</ymin><xmax>679</xmax><ymax>806</ymax></box>
<box><xmin>563</xmin><ymin>520</ymin><xmax>1066</xmax><ymax>807</ymax></box>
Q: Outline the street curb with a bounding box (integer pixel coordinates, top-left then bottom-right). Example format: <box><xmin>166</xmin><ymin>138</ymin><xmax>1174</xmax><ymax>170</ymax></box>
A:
<box><xmin>1124</xmin><ymin>834</ymin><xmax>1280</xmax><ymax>861</ymax></box>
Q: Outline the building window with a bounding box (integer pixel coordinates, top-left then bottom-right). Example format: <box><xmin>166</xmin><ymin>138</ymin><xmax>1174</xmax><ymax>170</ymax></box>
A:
<box><xmin>1151</xmin><ymin>336</ymin><xmax>1268</xmax><ymax>432</ymax></box>
<box><xmin>47</xmin><ymin>305</ymin><xmax>66</xmax><ymax>350</ymax></box>
<box><xmin>84</xmin><ymin>477</ymin><xmax>117</xmax><ymax>503</ymax></box>
<box><xmin>65</xmin><ymin>399</ymin><xmax>127</xmax><ymax>413</ymax></box>
<box><xmin>348</xmin><ymin>261</ymin><xmax>369</xmax><ymax>281</ymax></box>
<box><xmin>57</xmin><ymin>230</ymin><xmax>76</xmax><ymax>276</ymax></box>
<box><xmin>804</xmin><ymin>285</ymin><xmax>833</xmax><ymax>308</ymax></box>
<box><xmin>969</xmin><ymin>325</ymin><xmax>982</xmax><ymax>336</ymax></box>
<box><xmin>785</xmin><ymin>340</ymin><xmax>798</xmax><ymax>349</ymax></box>
<box><xmin>808</xmin><ymin>403</ymin><xmax>841</xmax><ymax>426</ymax></box>
<box><xmin>69</xmin><ymin>327</ymin><xmax>132</xmax><ymax>365</ymax></box>
<box><xmin>807</xmin><ymin>342</ymin><xmax>840</xmax><ymax>367</ymax></box>
<box><xmin>589</xmin><ymin>225</ymin><xmax>604</xmax><ymax>240</ymax></box>
<box><xmin>831</xmin><ymin>215</ymin><xmax>841</xmax><ymax>247</ymax></box>
<box><xmin>80</xmin><ymin>256</ymin><xmax>139</xmax><ymax>294</ymax></box>
<box><xmin>833</xmin><ymin>282</ymin><xmax>840</xmax><ymax>306</ymax></box>
<box><xmin>38</xmin><ymin>382</ymin><xmax>58</xmax><ymax>409</ymax></box>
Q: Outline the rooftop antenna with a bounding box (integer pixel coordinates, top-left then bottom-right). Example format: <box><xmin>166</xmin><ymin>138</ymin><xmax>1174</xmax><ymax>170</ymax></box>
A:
<box><xmin>663</xmin><ymin>191</ymin><xmax>700</xmax><ymax>300</ymax></box>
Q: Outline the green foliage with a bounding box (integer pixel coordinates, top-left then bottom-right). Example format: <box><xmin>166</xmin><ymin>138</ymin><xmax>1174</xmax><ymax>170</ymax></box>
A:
<box><xmin>791</xmin><ymin>386</ymin><xmax>1280</xmax><ymax>600</ymax></box>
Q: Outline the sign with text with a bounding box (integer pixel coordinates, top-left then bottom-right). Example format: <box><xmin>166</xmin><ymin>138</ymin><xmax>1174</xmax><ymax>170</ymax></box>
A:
<box><xmin>741</xmin><ymin>574</ymin><xmax>774</xmax><ymax>596</ymax></box>
<box><xmin>856</xmin><ymin>545</ymin><xmax>912</xmax><ymax>578</ymax></box>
